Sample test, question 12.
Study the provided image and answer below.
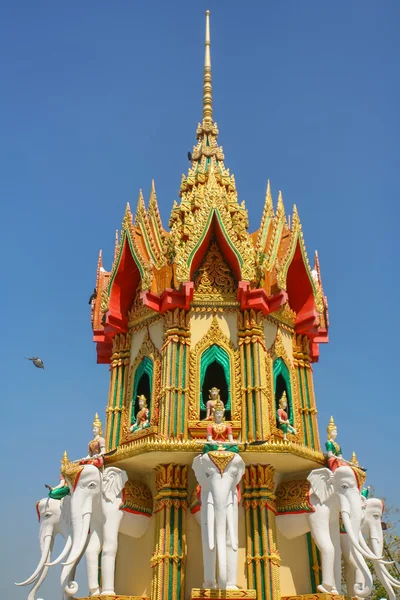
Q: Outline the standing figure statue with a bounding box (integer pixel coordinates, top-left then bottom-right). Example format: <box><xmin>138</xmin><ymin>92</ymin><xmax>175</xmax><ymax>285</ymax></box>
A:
<box><xmin>276</xmin><ymin>391</ymin><xmax>296</xmax><ymax>440</ymax></box>
<box><xmin>325</xmin><ymin>416</ymin><xmax>349</xmax><ymax>471</ymax></box>
<box><xmin>205</xmin><ymin>386</ymin><xmax>220</xmax><ymax>420</ymax></box>
<box><xmin>130</xmin><ymin>394</ymin><xmax>150</xmax><ymax>433</ymax></box>
<box><xmin>80</xmin><ymin>413</ymin><xmax>106</xmax><ymax>468</ymax></box>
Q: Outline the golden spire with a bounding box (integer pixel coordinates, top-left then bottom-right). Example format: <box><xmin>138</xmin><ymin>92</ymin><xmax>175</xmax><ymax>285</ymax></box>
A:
<box><xmin>203</xmin><ymin>10</ymin><xmax>212</xmax><ymax>124</ymax></box>
<box><xmin>351</xmin><ymin>451</ymin><xmax>359</xmax><ymax>466</ymax></box>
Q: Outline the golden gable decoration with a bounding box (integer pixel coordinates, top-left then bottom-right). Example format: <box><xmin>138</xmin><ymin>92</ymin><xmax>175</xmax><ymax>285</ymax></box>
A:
<box><xmin>193</xmin><ymin>241</ymin><xmax>237</xmax><ymax>306</ymax></box>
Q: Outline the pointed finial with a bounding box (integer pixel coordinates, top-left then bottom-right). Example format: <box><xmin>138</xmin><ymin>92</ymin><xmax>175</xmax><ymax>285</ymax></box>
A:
<box><xmin>327</xmin><ymin>415</ymin><xmax>337</xmax><ymax>437</ymax></box>
<box><xmin>265</xmin><ymin>180</ymin><xmax>273</xmax><ymax>212</ymax></box>
<box><xmin>276</xmin><ymin>190</ymin><xmax>286</xmax><ymax>221</ymax></box>
<box><xmin>93</xmin><ymin>412</ymin><xmax>103</xmax><ymax>436</ymax></box>
<box><xmin>61</xmin><ymin>450</ymin><xmax>69</xmax><ymax>468</ymax></box>
<box><xmin>351</xmin><ymin>451</ymin><xmax>359</xmax><ymax>466</ymax></box>
<box><xmin>203</xmin><ymin>10</ymin><xmax>213</xmax><ymax>124</ymax></box>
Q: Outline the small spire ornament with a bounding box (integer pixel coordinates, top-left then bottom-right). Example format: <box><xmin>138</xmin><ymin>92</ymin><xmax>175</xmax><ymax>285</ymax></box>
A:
<box><xmin>93</xmin><ymin>413</ymin><xmax>103</xmax><ymax>436</ymax></box>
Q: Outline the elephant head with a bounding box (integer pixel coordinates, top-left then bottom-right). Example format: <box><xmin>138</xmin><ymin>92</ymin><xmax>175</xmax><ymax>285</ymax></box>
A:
<box><xmin>16</xmin><ymin>496</ymin><xmax>71</xmax><ymax>589</ymax></box>
<box><xmin>60</xmin><ymin>464</ymin><xmax>127</xmax><ymax>596</ymax></box>
<box><xmin>308</xmin><ymin>466</ymin><xmax>384</xmax><ymax>597</ymax></box>
<box><xmin>362</xmin><ymin>497</ymin><xmax>400</xmax><ymax>599</ymax></box>
<box><xmin>192</xmin><ymin>451</ymin><xmax>245</xmax><ymax>589</ymax></box>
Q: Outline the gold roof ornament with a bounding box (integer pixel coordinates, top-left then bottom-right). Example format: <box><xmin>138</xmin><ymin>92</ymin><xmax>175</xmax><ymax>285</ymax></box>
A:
<box><xmin>203</xmin><ymin>10</ymin><xmax>212</xmax><ymax>124</ymax></box>
<box><xmin>93</xmin><ymin>412</ymin><xmax>103</xmax><ymax>436</ymax></box>
<box><xmin>326</xmin><ymin>416</ymin><xmax>336</xmax><ymax>437</ymax></box>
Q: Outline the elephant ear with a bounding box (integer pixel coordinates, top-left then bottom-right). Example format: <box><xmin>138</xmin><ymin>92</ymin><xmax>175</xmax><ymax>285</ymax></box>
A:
<box><xmin>102</xmin><ymin>467</ymin><xmax>128</xmax><ymax>503</ymax></box>
<box><xmin>307</xmin><ymin>468</ymin><xmax>334</xmax><ymax>504</ymax></box>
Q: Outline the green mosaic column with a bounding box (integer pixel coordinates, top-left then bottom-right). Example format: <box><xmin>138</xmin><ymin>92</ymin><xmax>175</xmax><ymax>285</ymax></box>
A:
<box><xmin>159</xmin><ymin>309</ymin><xmax>190</xmax><ymax>439</ymax></box>
<box><xmin>106</xmin><ymin>332</ymin><xmax>131</xmax><ymax>450</ymax></box>
<box><xmin>151</xmin><ymin>464</ymin><xmax>188</xmax><ymax>600</ymax></box>
<box><xmin>238</xmin><ymin>310</ymin><xmax>270</xmax><ymax>442</ymax></box>
<box><xmin>242</xmin><ymin>464</ymin><xmax>280</xmax><ymax>600</ymax></box>
<box><xmin>293</xmin><ymin>334</ymin><xmax>320</xmax><ymax>450</ymax></box>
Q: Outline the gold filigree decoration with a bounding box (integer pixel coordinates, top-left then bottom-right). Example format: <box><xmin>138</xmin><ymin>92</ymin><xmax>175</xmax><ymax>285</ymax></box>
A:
<box><xmin>121</xmin><ymin>480</ymin><xmax>153</xmax><ymax>516</ymax></box>
<box><xmin>270</xmin><ymin>303</ymin><xmax>296</xmax><ymax>329</ymax></box>
<box><xmin>246</xmin><ymin>552</ymin><xmax>281</xmax><ymax>567</ymax></box>
<box><xmin>79</xmin><ymin>596</ymin><xmax>149</xmax><ymax>600</ymax></box>
<box><xmin>208</xmin><ymin>451</ymin><xmax>235</xmax><ymax>475</ymax></box>
<box><xmin>122</xmin><ymin>330</ymin><xmax>161</xmax><ymax>443</ymax></box>
<box><xmin>103</xmin><ymin>437</ymin><xmax>325</xmax><ymax>466</ymax></box>
<box><xmin>188</xmin><ymin>316</ymin><xmax>241</xmax><ymax>423</ymax></box>
<box><xmin>101</xmin><ymin>288</ymin><xmax>109</xmax><ymax>313</ymax></box>
<box><xmin>193</xmin><ymin>241</ymin><xmax>237</xmax><ymax>305</ymax></box>
<box><xmin>169</xmin><ymin>171</ymin><xmax>256</xmax><ymax>283</ymax></box>
<box><xmin>62</xmin><ymin>463</ymin><xmax>84</xmax><ymax>490</ymax></box>
<box><xmin>190</xmin><ymin>590</ymin><xmax>256</xmax><ymax>599</ymax></box>
<box><xmin>128</xmin><ymin>288</ymin><xmax>156</xmax><ymax>328</ymax></box>
<box><xmin>275</xmin><ymin>479</ymin><xmax>315</xmax><ymax>514</ymax></box>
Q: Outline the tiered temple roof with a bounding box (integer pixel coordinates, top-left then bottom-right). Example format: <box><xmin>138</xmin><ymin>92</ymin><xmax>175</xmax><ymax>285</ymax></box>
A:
<box><xmin>91</xmin><ymin>10</ymin><xmax>329</xmax><ymax>365</ymax></box>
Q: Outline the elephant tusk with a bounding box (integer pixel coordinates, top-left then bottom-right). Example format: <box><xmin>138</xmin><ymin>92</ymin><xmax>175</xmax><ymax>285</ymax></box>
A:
<box><xmin>27</xmin><ymin>560</ymin><xmax>50</xmax><ymax>600</ymax></box>
<box><xmin>62</xmin><ymin>512</ymin><xmax>91</xmax><ymax>567</ymax></box>
<box><xmin>341</xmin><ymin>511</ymin><xmax>383</xmax><ymax>562</ymax></box>
<box><xmin>45</xmin><ymin>535</ymin><xmax>72</xmax><ymax>566</ymax></box>
<box><xmin>15</xmin><ymin>535</ymin><xmax>52</xmax><ymax>586</ymax></box>
<box><xmin>379</xmin><ymin>564</ymin><xmax>400</xmax><ymax>588</ymax></box>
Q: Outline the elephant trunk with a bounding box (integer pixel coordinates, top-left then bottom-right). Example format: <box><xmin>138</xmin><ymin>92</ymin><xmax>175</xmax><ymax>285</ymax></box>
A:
<box><xmin>226</xmin><ymin>500</ymin><xmax>238</xmax><ymax>552</ymax></box>
<box><xmin>207</xmin><ymin>500</ymin><xmax>215</xmax><ymax>551</ymax></box>
<box><xmin>340</xmin><ymin>497</ymin><xmax>373</xmax><ymax>598</ymax></box>
<box><xmin>45</xmin><ymin>535</ymin><xmax>72</xmax><ymax>567</ymax></box>
<box><xmin>27</xmin><ymin>562</ymin><xmax>50</xmax><ymax>600</ymax></box>
<box><xmin>215</xmin><ymin>507</ymin><xmax>227</xmax><ymax>588</ymax></box>
<box><xmin>62</xmin><ymin>511</ymin><xmax>91</xmax><ymax>568</ymax></box>
<box><xmin>15</xmin><ymin>535</ymin><xmax>53</xmax><ymax>586</ymax></box>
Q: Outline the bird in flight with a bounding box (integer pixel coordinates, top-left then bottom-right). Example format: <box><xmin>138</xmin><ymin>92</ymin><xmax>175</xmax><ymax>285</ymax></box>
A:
<box><xmin>25</xmin><ymin>357</ymin><xmax>44</xmax><ymax>369</ymax></box>
<box><xmin>88</xmin><ymin>288</ymin><xmax>97</xmax><ymax>304</ymax></box>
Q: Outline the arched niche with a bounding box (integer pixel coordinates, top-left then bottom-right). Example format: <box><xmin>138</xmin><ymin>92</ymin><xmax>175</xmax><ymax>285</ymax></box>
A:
<box><xmin>273</xmin><ymin>358</ymin><xmax>294</xmax><ymax>426</ymax></box>
<box><xmin>200</xmin><ymin>344</ymin><xmax>231</xmax><ymax>419</ymax></box>
<box><xmin>131</xmin><ymin>357</ymin><xmax>153</xmax><ymax>425</ymax></box>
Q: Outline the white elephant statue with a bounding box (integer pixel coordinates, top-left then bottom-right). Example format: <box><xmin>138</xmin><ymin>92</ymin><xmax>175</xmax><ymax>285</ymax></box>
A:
<box><xmin>276</xmin><ymin>465</ymin><xmax>384</xmax><ymax>597</ymax></box>
<box><xmin>15</xmin><ymin>495</ymin><xmax>75</xmax><ymax>600</ymax></box>
<box><xmin>192</xmin><ymin>450</ymin><xmax>245</xmax><ymax>590</ymax></box>
<box><xmin>342</xmin><ymin>496</ymin><xmax>400</xmax><ymax>600</ymax></box>
<box><xmin>59</xmin><ymin>464</ymin><xmax>152</xmax><ymax>598</ymax></box>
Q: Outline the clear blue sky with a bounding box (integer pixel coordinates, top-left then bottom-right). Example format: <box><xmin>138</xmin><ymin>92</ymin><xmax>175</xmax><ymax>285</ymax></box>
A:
<box><xmin>1</xmin><ymin>1</ymin><xmax>399</xmax><ymax>597</ymax></box>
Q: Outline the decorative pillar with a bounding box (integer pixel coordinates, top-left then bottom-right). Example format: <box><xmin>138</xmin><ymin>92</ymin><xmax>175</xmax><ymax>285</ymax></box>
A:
<box><xmin>242</xmin><ymin>464</ymin><xmax>280</xmax><ymax>600</ymax></box>
<box><xmin>159</xmin><ymin>309</ymin><xmax>190</xmax><ymax>439</ymax></box>
<box><xmin>105</xmin><ymin>332</ymin><xmax>131</xmax><ymax>450</ymax></box>
<box><xmin>306</xmin><ymin>532</ymin><xmax>322</xmax><ymax>592</ymax></box>
<box><xmin>293</xmin><ymin>334</ymin><xmax>320</xmax><ymax>450</ymax></box>
<box><xmin>238</xmin><ymin>310</ymin><xmax>269</xmax><ymax>441</ymax></box>
<box><xmin>151</xmin><ymin>464</ymin><xmax>188</xmax><ymax>600</ymax></box>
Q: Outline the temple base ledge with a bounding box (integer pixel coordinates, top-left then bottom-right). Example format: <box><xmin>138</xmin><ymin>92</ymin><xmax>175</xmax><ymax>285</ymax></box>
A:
<box><xmin>281</xmin><ymin>594</ymin><xmax>357</xmax><ymax>600</ymax></box>
<box><xmin>75</xmin><ymin>596</ymin><xmax>149</xmax><ymax>600</ymax></box>
<box><xmin>190</xmin><ymin>589</ymin><xmax>257</xmax><ymax>599</ymax></box>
